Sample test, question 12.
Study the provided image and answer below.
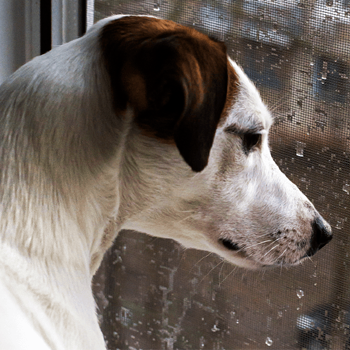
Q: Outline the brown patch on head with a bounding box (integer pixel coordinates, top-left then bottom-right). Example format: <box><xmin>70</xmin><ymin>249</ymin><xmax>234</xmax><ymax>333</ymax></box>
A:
<box><xmin>100</xmin><ymin>16</ymin><xmax>239</xmax><ymax>172</ymax></box>
<box><xmin>219</xmin><ymin>62</ymin><xmax>239</xmax><ymax>126</ymax></box>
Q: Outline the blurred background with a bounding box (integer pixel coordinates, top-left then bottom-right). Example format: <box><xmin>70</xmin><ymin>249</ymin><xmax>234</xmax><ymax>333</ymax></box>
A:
<box><xmin>91</xmin><ymin>1</ymin><xmax>350</xmax><ymax>349</ymax></box>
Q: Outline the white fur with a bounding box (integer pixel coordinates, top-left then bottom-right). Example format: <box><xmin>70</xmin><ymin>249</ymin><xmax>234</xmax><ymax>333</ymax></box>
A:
<box><xmin>0</xmin><ymin>15</ymin><xmax>330</xmax><ymax>349</ymax></box>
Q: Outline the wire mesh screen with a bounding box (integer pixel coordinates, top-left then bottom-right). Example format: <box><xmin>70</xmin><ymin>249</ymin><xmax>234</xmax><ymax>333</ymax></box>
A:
<box><xmin>92</xmin><ymin>1</ymin><xmax>350</xmax><ymax>349</ymax></box>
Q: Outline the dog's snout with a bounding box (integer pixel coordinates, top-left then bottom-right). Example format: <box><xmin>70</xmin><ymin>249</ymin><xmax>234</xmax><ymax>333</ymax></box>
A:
<box><xmin>306</xmin><ymin>217</ymin><xmax>333</xmax><ymax>257</ymax></box>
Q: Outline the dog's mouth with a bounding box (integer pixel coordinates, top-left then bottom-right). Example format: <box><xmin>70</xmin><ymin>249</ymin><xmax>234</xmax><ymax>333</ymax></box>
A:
<box><xmin>219</xmin><ymin>238</ymin><xmax>241</xmax><ymax>251</ymax></box>
<box><xmin>218</xmin><ymin>236</ymin><xmax>316</xmax><ymax>269</ymax></box>
<box><xmin>217</xmin><ymin>237</ymin><xmax>298</xmax><ymax>269</ymax></box>
<box><xmin>217</xmin><ymin>237</ymin><xmax>265</xmax><ymax>269</ymax></box>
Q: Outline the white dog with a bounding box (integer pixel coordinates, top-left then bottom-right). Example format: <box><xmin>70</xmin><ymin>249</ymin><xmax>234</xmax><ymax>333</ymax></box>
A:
<box><xmin>0</xmin><ymin>15</ymin><xmax>332</xmax><ymax>350</ymax></box>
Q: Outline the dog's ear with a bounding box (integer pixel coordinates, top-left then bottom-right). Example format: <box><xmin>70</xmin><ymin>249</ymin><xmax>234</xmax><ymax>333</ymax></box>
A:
<box><xmin>101</xmin><ymin>17</ymin><xmax>236</xmax><ymax>172</ymax></box>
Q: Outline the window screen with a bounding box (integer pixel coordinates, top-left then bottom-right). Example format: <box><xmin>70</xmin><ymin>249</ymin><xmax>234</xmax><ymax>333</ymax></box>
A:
<box><xmin>92</xmin><ymin>1</ymin><xmax>350</xmax><ymax>349</ymax></box>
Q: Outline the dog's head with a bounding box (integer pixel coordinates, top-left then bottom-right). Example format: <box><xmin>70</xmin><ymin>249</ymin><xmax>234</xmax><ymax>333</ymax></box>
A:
<box><xmin>98</xmin><ymin>15</ymin><xmax>332</xmax><ymax>269</ymax></box>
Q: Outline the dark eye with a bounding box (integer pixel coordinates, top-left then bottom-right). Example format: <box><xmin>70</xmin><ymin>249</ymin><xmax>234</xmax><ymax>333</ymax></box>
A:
<box><xmin>242</xmin><ymin>133</ymin><xmax>261</xmax><ymax>153</ymax></box>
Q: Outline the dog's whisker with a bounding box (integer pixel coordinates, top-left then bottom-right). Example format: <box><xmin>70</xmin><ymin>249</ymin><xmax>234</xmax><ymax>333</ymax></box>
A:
<box><xmin>198</xmin><ymin>259</ymin><xmax>224</xmax><ymax>285</ymax></box>
<box><xmin>219</xmin><ymin>266</ymin><xmax>238</xmax><ymax>287</ymax></box>
<box><xmin>177</xmin><ymin>247</ymin><xmax>189</xmax><ymax>268</ymax></box>
<box><xmin>243</xmin><ymin>239</ymin><xmax>273</xmax><ymax>250</ymax></box>
<box><xmin>305</xmin><ymin>254</ymin><xmax>314</xmax><ymax>263</ymax></box>
<box><xmin>277</xmin><ymin>248</ymin><xmax>288</xmax><ymax>274</ymax></box>
<box><xmin>189</xmin><ymin>252</ymin><xmax>213</xmax><ymax>273</ymax></box>
<box><xmin>279</xmin><ymin>262</ymin><xmax>283</xmax><ymax>276</ymax></box>
<box><xmin>262</xmin><ymin>244</ymin><xmax>279</xmax><ymax>258</ymax></box>
<box><xmin>277</xmin><ymin>248</ymin><xmax>287</xmax><ymax>261</ymax></box>
<box><xmin>219</xmin><ymin>260</ymin><xmax>226</xmax><ymax>284</ymax></box>
<box><xmin>259</xmin><ymin>239</ymin><xmax>279</xmax><ymax>253</ymax></box>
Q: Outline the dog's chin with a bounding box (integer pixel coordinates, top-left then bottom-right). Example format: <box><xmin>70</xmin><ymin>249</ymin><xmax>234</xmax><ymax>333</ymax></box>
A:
<box><xmin>214</xmin><ymin>238</ymin><xmax>306</xmax><ymax>270</ymax></box>
<box><xmin>222</xmin><ymin>253</ymin><xmax>266</xmax><ymax>270</ymax></box>
<box><xmin>210</xmin><ymin>241</ymin><xmax>264</xmax><ymax>270</ymax></box>
<box><xmin>216</xmin><ymin>251</ymin><xmax>305</xmax><ymax>271</ymax></box>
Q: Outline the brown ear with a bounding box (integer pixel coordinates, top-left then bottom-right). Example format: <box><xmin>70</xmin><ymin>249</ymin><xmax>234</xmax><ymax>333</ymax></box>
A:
<box><xmin>101</xmin><ymin>17</ymin><xmax>232</xmax><ymax>172</ymax></box>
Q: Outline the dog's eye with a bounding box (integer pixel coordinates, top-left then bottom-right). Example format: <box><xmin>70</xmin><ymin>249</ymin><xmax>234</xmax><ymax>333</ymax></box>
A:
<box><xmin>242</xmin><ymin>133</ymin><xmax>261</xmax><ymax>153</ymax></box>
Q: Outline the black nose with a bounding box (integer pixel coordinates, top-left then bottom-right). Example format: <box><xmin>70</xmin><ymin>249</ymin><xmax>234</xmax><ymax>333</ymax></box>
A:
<box><xmin>306</xmin><ymin>216</ymin><xmax>333</xmax><ymax>257</ymax></box>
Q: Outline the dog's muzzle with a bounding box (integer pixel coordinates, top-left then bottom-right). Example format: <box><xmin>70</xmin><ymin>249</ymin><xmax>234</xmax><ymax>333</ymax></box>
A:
<box><xmin>304</xmin><ymin>216</ymin><xmax>333</xmax><ymax>258</ymax></box>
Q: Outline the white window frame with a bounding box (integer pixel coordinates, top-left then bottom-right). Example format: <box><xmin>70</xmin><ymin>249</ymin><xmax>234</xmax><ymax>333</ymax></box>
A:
<box><xmin>0</xmin><ymin>0</ymin><xmax>86</xmax><ymax>84</ymax></box>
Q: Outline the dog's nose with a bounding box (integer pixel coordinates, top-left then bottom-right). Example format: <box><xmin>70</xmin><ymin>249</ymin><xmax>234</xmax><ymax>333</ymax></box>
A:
<box><xmin>306</xmin><ymin>216</ymin><xmax>333</xmax><ymax>257</ymax></box>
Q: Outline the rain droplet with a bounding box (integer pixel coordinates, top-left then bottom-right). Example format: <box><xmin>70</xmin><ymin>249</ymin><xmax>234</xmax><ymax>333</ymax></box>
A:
<box><xmin>326</xmin><ymin>0</ymin><xmax>333</xmax><ymax>6</ymax></box>
<box><xmin>336</xmin><ymin>218</ymin><xmax>344</xmax><ymax>230</ymax></box>
<box><xmin>211</xmin><ymin>324</ymin><xmax>220</xmax><ymax>332</ymax></box>
<box><xmin>153</xmin><ymin>4</ymin><xmax>160</xmax><ymax>11</ymax></box>
<box><xmin>211</xmin><ymin>322</ymin><xmax>220</xmax><ymax>332</ymax></box>
<box><xmin>297</xmin><ymin>289</ymin><xmax>304</xmax><ymax>299</ymax></box>
<box><xmin>343</xmin><ymin>184</ymin><xmax>350</xmax><ymax>195</ymax></box>
<box><xmin>296</xmin><ymin>141</ymin><xmax>306</xmax><ymax>157</ymax></box>
<box><xmin>265</xmin><ymin>337</ymin><xmax>273</xmax><ymax>346</ymax></box>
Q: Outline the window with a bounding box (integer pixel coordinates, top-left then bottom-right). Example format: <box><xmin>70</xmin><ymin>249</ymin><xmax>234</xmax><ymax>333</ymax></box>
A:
<box><xmin>89</xmin><ymin>1</ymin><xmax>349</xmax><ymax>349</ymax></box>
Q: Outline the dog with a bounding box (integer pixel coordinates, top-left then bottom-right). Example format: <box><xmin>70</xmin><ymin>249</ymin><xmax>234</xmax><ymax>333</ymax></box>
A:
<box><xmin>0</xmin><ymin>14</ymin><xmax>332</xmax><ymax>350</ymax></box>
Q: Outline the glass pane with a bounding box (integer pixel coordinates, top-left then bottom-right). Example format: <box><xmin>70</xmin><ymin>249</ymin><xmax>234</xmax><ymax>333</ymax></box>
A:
<box><xmin>93</xmin><ymin>1</ymin><xmax>350</xmax><ymax>349</ymax></box>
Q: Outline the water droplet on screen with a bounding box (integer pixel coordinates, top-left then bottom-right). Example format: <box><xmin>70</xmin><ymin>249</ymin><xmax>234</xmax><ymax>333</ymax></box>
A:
<box><xmin>336</xmin><ymin>218</ymin><xmax>344</xmax><ymax>230</ymax></box>
<box><xmin>265</xmin><ymin>337</ymin><xmax>273</xmax><ymax>346</ymax></box>
<box><xmin>326</xmin><ymin>0</ymin><xmax>333</xmax><ymax>6</ymax></box>
<box><xmin>153</xmin><ymin>4</ymin><xmax>160</xmax><ymax>11</ymax></box>
<box><xmin>199</xmin><ymin>336</ymin><xmax>205</xmax><ymax>348</ymax></box>
<box><xmin>297</xmin><ymin>289</ymin><xmax>304</xmax><ymax>299</ymax></box>
<box><xmin>342</xmin><ymin>184</ymin><xmax>350</xmax><ymax>194</ymax></box>
<box><xmin>296</xmin><ymin>141</ymin><xmax>306</xmax><ymax>157</ymax></box>
<box><xmin>211</xmin><ymin>324</ymin><xmax>220</xmax><ymax>332</ymax></box>
<box><xmin>211</xmin><ymin>320</ymin><xmax>220</xmax><ymax>332</ymax></box>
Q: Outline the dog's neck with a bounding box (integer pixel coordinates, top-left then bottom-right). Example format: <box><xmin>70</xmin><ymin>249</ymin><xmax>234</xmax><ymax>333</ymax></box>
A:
<box><xmin>0</xmin><ymin>39</ymin><xmax>132</xmax><ymax>347</ymax></box>
<box><xmin>0</xmin><ymin>29</ymin><xmax>130</xmax><ymax>268</ymax></box>
<box><xmin>0</xmin><ymin>20</ymin><xmax>184</xmax><ymax>348</ymax></box>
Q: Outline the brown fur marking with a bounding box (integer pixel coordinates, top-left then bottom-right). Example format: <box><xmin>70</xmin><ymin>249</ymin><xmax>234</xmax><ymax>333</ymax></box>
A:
<box><xmin>100</xmin><ymin>16</ymin><xmax>239</xmax><ymax>171</ymax></box>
